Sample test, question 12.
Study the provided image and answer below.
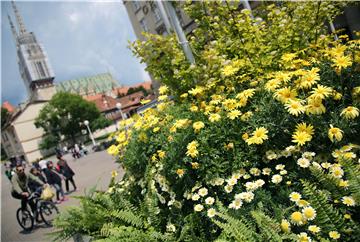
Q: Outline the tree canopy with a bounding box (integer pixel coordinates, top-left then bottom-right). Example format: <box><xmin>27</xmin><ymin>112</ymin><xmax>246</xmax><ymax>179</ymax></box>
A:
<box><xmin>1</xmin><ymin>108</ymin><xmax>10</xmax><ymax>129</ymax></box>
<box><xmin>35</xmin><ymin>92</ymin><xmax>108</xmax><ymax>144</ymax></box>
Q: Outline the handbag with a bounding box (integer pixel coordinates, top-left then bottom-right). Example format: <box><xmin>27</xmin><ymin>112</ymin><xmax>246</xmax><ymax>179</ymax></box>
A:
<box><xmin>41</xmin><ymin>184</ymin><xmax>55</xmax><ymax>200</ymax></box>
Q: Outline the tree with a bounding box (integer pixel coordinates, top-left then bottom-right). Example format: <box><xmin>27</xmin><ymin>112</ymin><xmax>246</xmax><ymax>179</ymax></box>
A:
<box><xmin>126</xmin><ymin>86</ymin><xmax>149</xmax><ymax>96</ymax></box>
<box><xmin>39</xmin><ymin>134</ymin><xmax>60</xmax><ymax>151</ymax></box>
<box><xmin>35</xmin><ymin>92</ymin><xmax>106</xmax><ymax>144</ymax></box>
<box><xmin>1</xmin><ymin>108</ymin><xmax>10</xmax><ymax>129</ymax></box>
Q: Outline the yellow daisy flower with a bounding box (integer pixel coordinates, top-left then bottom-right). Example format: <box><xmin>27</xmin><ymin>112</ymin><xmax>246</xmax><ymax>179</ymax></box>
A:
<box><xmin>310</xmin><ymin>85</ymin><xmax>333</xmax><ymax>100</ymax></box>
<box><xmin>274</xmin><ymin>87</ymin><xmax>298</xmax><ymax>103</ymax></box>
<box><xmin>176</xmin><ymin>169</ymin><xmax>185</xmax><ymax>177</ymax></box>
<box><xmin>227</xmin><ymin>110</ymin><xmax>241</xmax><ymax>120</ymax></box>
<box><xmin>328</xmin><ymin>125</ymin><xmax>343</xmax><ymax>142</ymax></box>
<box><xmin>342</xmin><ymin>196</ymin><xmax>356</xmax><ymax>206</ymax></box>
<box><xmin>292</xmin><ymin>131</ymin><xmax>312</xmax><ymax>146</ymax></box>
<box><xmin>308</xmin><ymin>225</ymin><xmax>321</xmax><ymax>234</ymax></box>
<box><xmin>209</xmin><ymin>113</ymin><xmax>221</xmax><ymax>122</ymax></box>
<box><xmin>158</xmin><ymin>85</ymin><xmax>169</xmax><ymax>95</ymax></box>
<box><xmin>306</xmin><ymin>97</ymin><xmax>326</xmax><ymax>115</ymax></box>
<box><xmin>280</xmin><ymin>219</ymin><xmax>291</xmax><ymax>233</ymax></box>
<box><xmin>329</xmin><ymin>231</ymin><xmax>340</xmax><ymax>240</ymax></box>
<box><xmin>290</xmin><ymin>211</ymin><xmax>303</xmax><ymax>225</ymax></box>
<box><xmin>193</xmin><ymin>121</ymin><xmax>205</xmax><ymax>132</ymax></box>
<box><xmin>332</xmin><ymin>55</ymin><xmax>352</xmax><ymax>71</ymax></box>
<box><xmin>296</xmin><ymin>123</ymin><xmax>314</xmax><ymax>136</ymax></box>
<box><xmin>285</xmin><ymin>100</ymin><xmax>305</xmax><ymax>116</ymax></box>
<box><xmin>340</xmin><ymin>106</ymin><xmax>359</xmax><ymax>119</ymax></box>
<box><xmin>302</xmin><ymin>206</ymin><xmax>316</xmax><ymax>220</ymax></box>
<box><xmin>289</xmin><ymin>192</ymin><xmax>302</xmax><ymax>202</ymax></box>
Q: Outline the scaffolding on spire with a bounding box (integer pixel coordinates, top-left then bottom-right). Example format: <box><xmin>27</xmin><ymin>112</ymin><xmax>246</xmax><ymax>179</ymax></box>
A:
<box><xmin>11</xmin><ymin>1</ymin><xmax>27</xmax><ymax>35</ymax></box>
<box><xmin>7</xmin><ymin>14</ymin><xmax>18</xmax><ymax>45</ymax></box>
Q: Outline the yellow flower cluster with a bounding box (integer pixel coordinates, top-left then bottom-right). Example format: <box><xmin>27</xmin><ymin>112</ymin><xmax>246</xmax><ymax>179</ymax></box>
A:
<box><xmin>186</xmin><ymin>140</ymin><xmax>199</xmax><ymax>158</ymax></box>
<box><xmin>245</xmin><ymin>127</ymin><xmax>269</xmax><ymax>145</ymax></box>
<box><xmin>292</xmin><ymin>123</ymin><xmax>313</xmax><ymax>146</ymax></box>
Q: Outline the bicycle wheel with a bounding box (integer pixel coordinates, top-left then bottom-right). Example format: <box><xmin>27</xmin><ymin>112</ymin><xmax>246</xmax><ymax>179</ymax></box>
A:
<box><xmin>16</xmin><ymin>207</ymin><xmax>34</xmax><ymax>231</ymax></box>
<box><xmin>39</xmin><ymin>201</ymin><xmax>59</xmax><ymax>226</ymax></box>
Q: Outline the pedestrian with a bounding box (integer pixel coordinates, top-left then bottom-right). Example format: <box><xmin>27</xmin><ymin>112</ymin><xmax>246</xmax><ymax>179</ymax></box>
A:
<box><xmin>63</xmin><ymin>146</ymin><xmax>68</xmax><ymax>154</ymax></box>
<box><xmin>38</xmin><ymin>159</ymin><xmax>48</xmax><ymax>172</ymax></box>
<box><xmin>74</xmin><ymin>144</ymin><xmax>81</xmax><ymax>158</ymax></box>
<box><xmin>4</xmin><ymin>163</ymin><xmax>13</xmax><ymax>181</ymax></box>
<box><xmin>57</xmin><ymin>155</ymin><xmax>77</xmax><ymax>192</ymax></box>
<box><xmin>28</xmin><ymin>167</ymin><xmax>46</xmax><ymax>193</ymax></box>
<box><xmin>55</xmin><ymin>147</ymin><xmax>62</xmax><ymax>157</ymax></box>
<box><xmin>43</xmin><ymin>161</ymin><xmax>67</xmax><ymax>203</ymax></box>
<box><xmin>81</xmin><ymin>143</ymin><xmax>88</xmax><ymax>156</ymax></box>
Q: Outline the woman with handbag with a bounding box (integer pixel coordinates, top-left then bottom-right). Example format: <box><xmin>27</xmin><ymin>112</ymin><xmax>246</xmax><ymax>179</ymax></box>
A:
<box><xmin>43</xmin><ymin>161</ymin><xmax>67</xmax><ymax>203</ymax></box>
<box><xmin>57</xmin><ymin>155</ymin><xmax>77</xmax><ymax>193</ymax></box>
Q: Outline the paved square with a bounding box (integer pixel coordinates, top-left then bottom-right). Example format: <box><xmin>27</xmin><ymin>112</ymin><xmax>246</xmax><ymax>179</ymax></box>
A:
<box><xmin>1</xmin><ymin>150</ymin><xmax>123</xmax><ymax>242</ymax></box>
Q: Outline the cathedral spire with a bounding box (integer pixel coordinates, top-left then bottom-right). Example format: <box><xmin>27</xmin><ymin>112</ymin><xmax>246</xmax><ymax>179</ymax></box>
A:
<box><xmin>7</xmin><ymin>14</ymin><xmax>18</xmax><ymax>45</ymax></box>
<box><xmin>11</xmin><ymin>1</ymin><xmax>27</xmax><ymax>35</ymax></box>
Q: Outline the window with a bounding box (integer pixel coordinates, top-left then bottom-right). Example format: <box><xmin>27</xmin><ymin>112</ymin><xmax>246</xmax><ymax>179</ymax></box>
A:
<box><xmin>156</xmin><ymin>24</ymin><xmax>167</xmax><ymax>35</ymax></box>
<box><xmin>139</xmin><ymin>18</ymin><xmax>149</xmax><ymax>32</ymax></box>
<box><xmin>176</xmin><ymin>10</ymin><xmax>184</xmax><ymax>27</ymax></box>
<box><xmin>36</xmin><ymin>61</ymin><xmax>46</xmax><ymax>77</ymax></box>
<box><xmin>2</xmin><ymin>133</ymin><xmax>8</xmax><ymax>142</ymax></box>
<box><xmin>153</xmin><ymin>7</ymin><xmax>162</xmax><ymax>23</ymax></box>
<box><xmin>132</xmin><ymin>1</ymin><xmax>141</xmax><ymax>11</ymax></box>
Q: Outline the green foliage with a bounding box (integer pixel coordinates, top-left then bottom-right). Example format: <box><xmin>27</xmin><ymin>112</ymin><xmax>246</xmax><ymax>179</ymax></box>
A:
<box><xmin>1</xmin><ymin>107</ymin><xmax>10</xmax><ymax>128</ymax></box>
<box><xmin>39</xmin><ymin>134</ymin><xmax>60</xmax><ymax>151</ymax></box>
<box><xmin>35</xmin><ymin>92</ymin><xmax>103</xmax><ymax>144</ymax></box>
<box><xmin>340</xmin><ymin>158</ymin><xmax>360</xmax><ymax>203</ymax></box>
<box><xmin>301</xmin><ymin>180</ymin><xmax>346</xmax><ymax>233</ymax></box>
<box><xmin>55</xmin><ymin>2</ymin><xmax>360</xmax><ymax>242</ymax></box>
<box><xmin>127</xmin><ymin>86</ymin><xmax>150</xmax><ymax>96</ymax></box>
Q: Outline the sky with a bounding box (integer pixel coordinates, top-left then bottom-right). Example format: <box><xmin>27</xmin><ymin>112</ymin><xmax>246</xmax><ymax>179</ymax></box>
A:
<box><xmin>1</xmin><ymin>0</ymin><xmax>150</xmax><ymax>106</ymax></box>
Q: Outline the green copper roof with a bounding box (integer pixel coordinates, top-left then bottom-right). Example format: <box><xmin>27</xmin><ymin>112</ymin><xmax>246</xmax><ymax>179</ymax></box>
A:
<box><xmin>56</xmin><ymin>73</ymin><xmax>119</xmax><ymax>95</ymax></box>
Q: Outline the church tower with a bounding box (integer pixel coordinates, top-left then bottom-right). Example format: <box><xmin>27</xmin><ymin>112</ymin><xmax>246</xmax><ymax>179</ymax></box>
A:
<box><xmin>8</xmin><ymin>1</ymin><xmax>56</xmax><ymax>101</ymax></box>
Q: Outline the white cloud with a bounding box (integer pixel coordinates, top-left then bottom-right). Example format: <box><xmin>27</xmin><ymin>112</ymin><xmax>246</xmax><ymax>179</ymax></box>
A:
<box><xmin>68</xmin><ymin>12</ymin><xmax>79</xmax><ymax>24</ymax></box>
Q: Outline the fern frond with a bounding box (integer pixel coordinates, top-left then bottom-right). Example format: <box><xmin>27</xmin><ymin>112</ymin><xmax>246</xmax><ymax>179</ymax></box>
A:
<box><xmin>214</xmin><ymin>212</ymin><xmax>258</xmax><ymax>242</ymax></box>
<box><xmin>109</xmin><ymin>209</ymin><xmax>143</xmax><ymax>228</ymax></box>
<box><xmin>340</xmin><ymin>158</ymin><xmax>360</xmax><ymax>203</ymax></box>
<box><xmin>309</xmin><ymin>165</ymin><xmax>342</xmax><ymax>196</ymax></box>
<box><xmin>302</xmin><ymin>180</ymin><xmax>346</xmax><ymax>232</ymax></box>
<box><xmin>251</xmin><ymin>210</ymin><xmax>283</xmax><ymax>242</ymax></box>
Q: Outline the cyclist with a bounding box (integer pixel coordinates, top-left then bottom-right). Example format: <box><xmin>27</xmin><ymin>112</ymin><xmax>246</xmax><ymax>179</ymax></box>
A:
<box><xmin>11</xmin><ymin>164</ymin><xmax>45</xmax><ymax>222</ymax></box>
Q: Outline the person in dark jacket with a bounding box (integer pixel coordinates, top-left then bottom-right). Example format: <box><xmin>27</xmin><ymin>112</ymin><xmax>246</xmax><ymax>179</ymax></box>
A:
<box><xmin>57</xmin><ymin>155</ymin><xmax>77</xmax><ymax>192</ymax></box>
<box><xmin>11</xmin><ymin>164</ymin><xmax>44</xmax><ymax>221</ymax></box>
<box><xmin>43</xmin><ymin>161</ymin><xmax>66</xmax><ymax>203</ymax></box>
<box><xmin>29</xmin><ymin>167</ymin><xmax>46</xmax><ymax>193</ymax></box>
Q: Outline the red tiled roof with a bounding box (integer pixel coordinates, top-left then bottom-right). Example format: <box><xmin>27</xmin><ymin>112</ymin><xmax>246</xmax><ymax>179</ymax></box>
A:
<box><xmin>84</xmin><ymin>90</ymin><xmax>155</xmax><ymax>116</ymax></box>
<box><xmin>84</xmin><ymin>94</ymin><xmax>119</xmax><ymax>112</ymax></box>
<box><xmin>2</xmin><ymin>101</ymin><xmax>15</xmax><ymax>113</ymax></box>
<box><xmin>83</xmin><ymin>94</ymin><xmax>103</xmax><ymax>102</ymax></box>
<box><xmin>112</xmin><ymin>81</ymin><xmax>152</xmax><ymax>96</ymax></box>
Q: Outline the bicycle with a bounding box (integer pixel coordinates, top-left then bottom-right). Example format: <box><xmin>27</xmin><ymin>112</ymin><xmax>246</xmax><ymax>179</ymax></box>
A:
<box><xmin>16</xmin><ymin>191</ymin><xmax>59</xmax><ymax>231</ymax></box>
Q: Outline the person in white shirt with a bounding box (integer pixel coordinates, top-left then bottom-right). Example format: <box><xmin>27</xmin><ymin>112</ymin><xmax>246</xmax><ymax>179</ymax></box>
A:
<box><xmin>39</xmin><ymin>160</ymin><xmax>48</xmax><ymax>171</ymax></box>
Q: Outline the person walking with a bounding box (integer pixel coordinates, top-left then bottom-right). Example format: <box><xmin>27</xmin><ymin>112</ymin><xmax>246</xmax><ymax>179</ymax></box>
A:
<box><xmin>56</xmin><ymin>155</ymin><xmax>77</xmax><ymax>192</ymax></box>
<box><xmin>38</xmin><ymin>159</ymin><xmax>48</xmax><ymax>172</ymax></box>
<box><xmin>43</xmin><ymin>161</ymin><xmax>67</xmax><ymax>203</ymax></box>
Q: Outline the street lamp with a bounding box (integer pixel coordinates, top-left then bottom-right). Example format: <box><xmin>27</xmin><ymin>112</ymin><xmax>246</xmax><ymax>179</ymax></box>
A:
<box><xmin>84</xmin><ymin>120</ymin><xmax>96</xmax><ymax>146</ymax></box>
<box><xmin>116</xmin><ymin>102</ymin><xmax>128</xmax><ymax>137</ymax></box>
<box><xmin>116</xmin><ymin>103</ymin><xmax>126</xmax><ymax>120</ymax></box>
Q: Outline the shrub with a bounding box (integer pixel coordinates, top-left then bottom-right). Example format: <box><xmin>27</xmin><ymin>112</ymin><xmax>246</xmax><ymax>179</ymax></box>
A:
<box><xmin>54</xmin><ymin>2</ymin><xmax>360</xmax><ymax>241</ymax></box>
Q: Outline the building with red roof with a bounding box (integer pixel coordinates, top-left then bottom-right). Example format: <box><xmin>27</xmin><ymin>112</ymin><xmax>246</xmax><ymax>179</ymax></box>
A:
<box><xmin>2</xmin><ymin>101</ymin><xmax>15</xmax><ymax>113</ymax></box>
